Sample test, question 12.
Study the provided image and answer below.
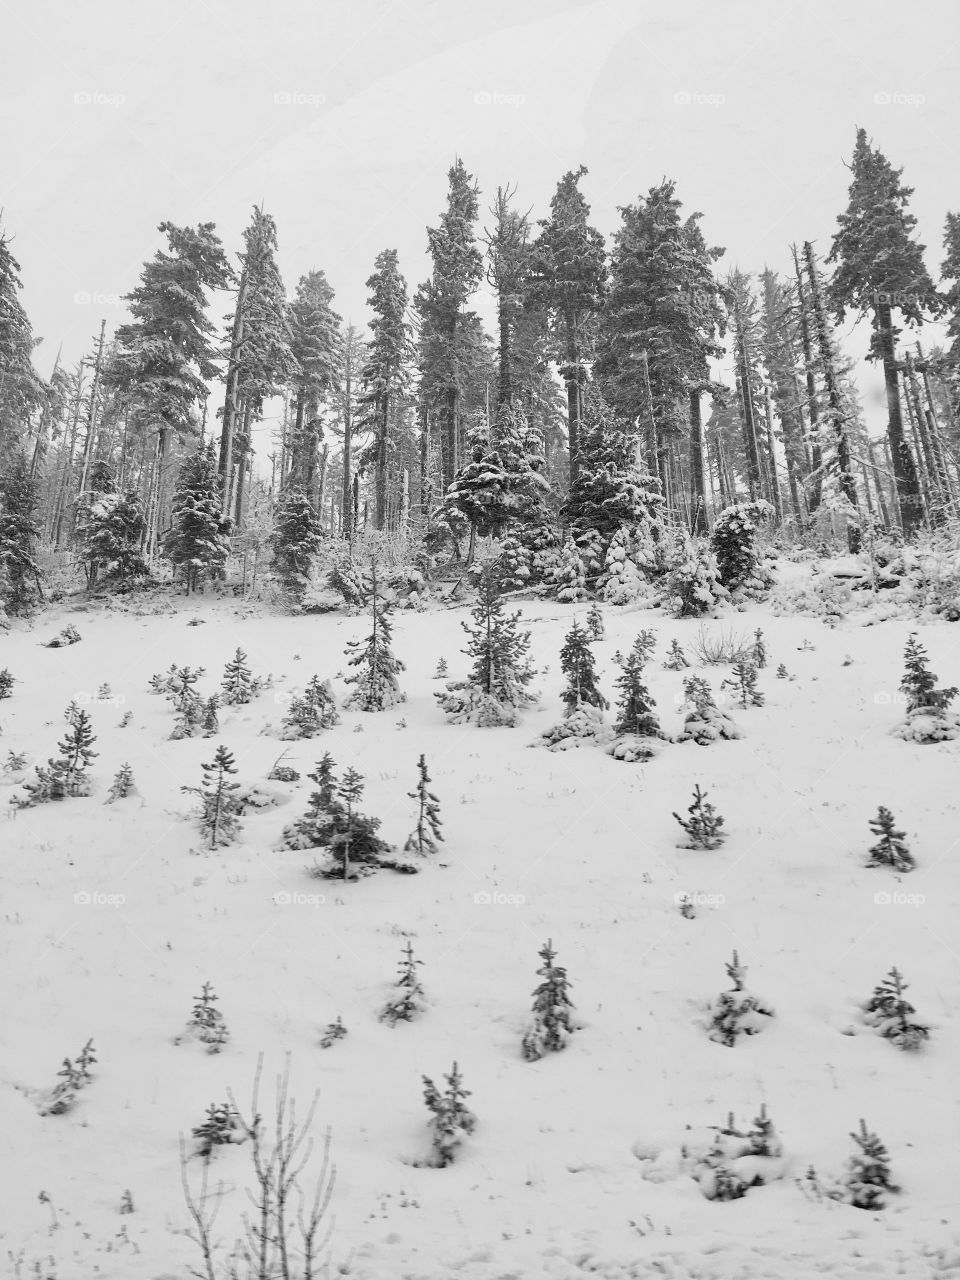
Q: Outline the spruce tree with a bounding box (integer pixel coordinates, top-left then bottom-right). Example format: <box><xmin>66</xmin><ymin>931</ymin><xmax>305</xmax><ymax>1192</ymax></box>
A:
<box><xmin>379</xmin><ymin>940</ymin><xmax>426</xmax><ymax>1025</ymax></box>
<box><xmin>828</xmin><ymin>130</ymin><xmax>941</xmax><ymax>534</ymax></box>
<box><xmin>422</xmin><ymin>1062</ymin><xmax>476</xmax><ymax>1167</ymax></box>
<box><xmin>271</xmin><ymin>486</ymin><xmax>324</xmax><ymax>586</ymax></box>
<box><xmin>677</xmin><ymin>674</ymin><xmax>742</xmax><ymax>744</ymax></box>
<box><xmin>527</xmin><ymin>166</ymin><xmax>606</xmax><ymax>483</ymax></box>
<box><xmin>105</xmin><ymin>763</ymin><xmax>135</xmax><ymax>803</ymax></box>
<box><xmin>182</xmin><ymin>745</ymin><xmax>242</xmax><ymax>849</ymax></box>
<box><xmin>165</xmin><ymin>443</ymin><xmax>230</xmax><ymax>593</ymax></box>
<box><xmin>78</xmin><ymin>488</ymin><xmax>149</xmax><ymax>587</ymax></box>
<box><xmin>279</xmin><ymin>676</ymin><xmax>339</xmax><ymax>739</ymax></box>
<box><xmin>706</xmin><ymin>951</ymin><xmax>774</xmax><ymax>1046</ymax></box>
<box><xmin>286</xmin><ymin>268</ymin><xmax>342</xmax><ymax>502</ymax></box>
<box><xmin>360</xmin><ymin>249</ymin><xmax>414</xmax><ymax>528</ymax></box>
<box><xmin>722</xmin><ymin>660</ymin><xmax>764</xmax><ymax>708</ymax></box>
<box><xmin>553</xmin><ymin>538</ymin><xmax>589</xmax><ymax>601</ymax></box>
<box><xmin>586</xmin><ymin>603</ymin><xmax>605</xmax><ymax>640</ymax></box>
<box><xmin>181</xmin><ymin>981</ymin><xmax>230</xmax><ymax>1052</ymax></box>
<box><xmin>673</xmin><ymin>784</ymin><xmax>726</xmax><ymax>849</ymax></box>
<box><xmin>864</xmin><ymin>966</ymin><xmax>928</xmax><ymax>1050</ymax></box>
<box><xmin>0</xmin><ymin>668</ymin><xmax>14</xmax><ymax>698</ymax></box>
<box><xmin>221</xmin><ymin>648</ymin><xmax>261</xmax><ymax>705</ymax></box>
<box><xmin>51</xmin><ymin>710</ymin><xmax>98</xmax><ymax>798</ymax></box>
<box><xmin>559</xmin><ymin>621</ymin><xmax>607</xmax><ymax>712</ymax></box>
<box><xmin>844</xmin><ymin>1119</ymin><xmax>896</xmax><ymax>1210</ymax></box>
<box><xmin>613</xmin><ymin>647</ymin><xmax>662</xmax><ymax>738</ymax></box>
<box><xmin>0</xmin><ymin>449</ymin><xmax>44</xmax><ymax>612</ymax></box>
<box><xmin>521</xmin><ymin>939</ymin><xmax>576</xmax><ymax>1061</ymax></box>
<box><xmin>899</xmin><ymin>632</ymin><xmax>956</xmax><ymax>713</ymax></box>
<box><xmin>666</xmin><ymin>535</ymin><xmax>726</xmax><ymax>617</ymax></box>
<box><xmin>664</xmin><ymin>639</ymin><xmax>689</xmax><ymax>670</ymax></box>
<box><xmin>711</xmin><ymin>500</ymin><xmax>772</xmax><ymax>594</ymax></box>
<box><xmin>866</xmin><ymin>807</ymin><xmax>914</xmax><ymax>871</ymax></box>
<box><xmin>0</xmin><ymin>226</ymin><xmax>45</xmax><ymax>452</ymax></box>
<box><xmin>436</xmin><ymin>564</ymin><xmax>537</xmax><ymax>725</ymax></box>
<box><xmin>343</xmin><ymin>562</ymin><xmax>406</xmax><ymax>711</ymax></box>
<box><xmin>404</xmin><ymin>754</ymin><xmax>443</xmax><ymax>856</ymax></box>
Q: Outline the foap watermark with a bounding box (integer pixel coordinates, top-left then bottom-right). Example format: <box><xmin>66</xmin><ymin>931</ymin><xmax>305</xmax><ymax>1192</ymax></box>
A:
<box><xmin>274</xmin><ymin>90</ymin><xmax>326</xmax><ymax>108</ymax></box>
<box><xmin>874</xmin><ymin>890</ymin><xmax>925</xmax><ymax>908</ymax></box>
<box><xmin>674</xmin><ymin>90</ymin><xmax>725</xmax><ymax>108</ymax></box>
<box><xmin>74</xmin><ymin>91</ymin><xmax>125</xmax><ymax>108</ymax></box>
<box><xmin>873</xmin><ymin>689</ymin><xmax>908</xmax><ymax>707</ymax></box>
<box><xmin>473</xmin><ymin>90</ymin><xmax>526</xmax><ymax>107</ymax></box>
<box><xmin>74</xmin><ymin>890</ymin><xmax>125</xmax><ymax>908</ymax></box>
<box><xmin>874</xmin><ymin>90</ymin><xmax>925</xmax><ymax>108</ymax></box>
<box><xmin>474</xmin><ymin>889</ymin><xmax>525</xmax><ymax>907</ymax></box>
<box><xmin>674</xmin><ymin>890</ymin><xmax>725</xmax><ymax>910</ymax></box>
<box><xmin>273</xmin><ymin>890</ymin><xmax>325</xmax><ymax>907</ymax></box>
<box><xmin>74</xmin><ymin>291</ymin><xmax>123</xmax><ymax>307</ymax></box>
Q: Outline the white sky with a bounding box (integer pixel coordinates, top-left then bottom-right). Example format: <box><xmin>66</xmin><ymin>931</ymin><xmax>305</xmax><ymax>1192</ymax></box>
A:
<box><xmin>2</xmin><ymin>0</ymin><xmax>958</xmax><ymax>440</ymax></box>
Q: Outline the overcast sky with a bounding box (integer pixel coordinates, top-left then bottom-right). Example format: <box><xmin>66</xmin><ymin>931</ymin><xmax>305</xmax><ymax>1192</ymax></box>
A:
<box><xmin>2</xmin><ymin>0</ymin><xmax>957</xmax><ymax>437</ymax></box>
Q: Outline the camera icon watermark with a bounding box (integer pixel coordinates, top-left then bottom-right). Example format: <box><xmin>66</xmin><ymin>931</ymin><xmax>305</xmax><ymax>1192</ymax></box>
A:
<box><xmin>74</xmin><ymin>91</ymin><xmax>125</xmax><ymax>108</ymax></box>
<box><xmin>74</xmin><ymin>890</ymin><xmax>125</xmax><ymax>908</ymax></box>
<box><xmin>674</xmin><ymin>90</ymin><xmax>725</xmax><ymax>107</ymax></box>
<box><xmin>274</xmin><ymin>90</ymin><xmax>326</xmax><ymax>108</ymax></box>
<box><xmin>874</xmin><ymin>890</ymin><xmax>925</xmax><ymax>907</ymax></box>
<box><xmin>473</xmin><ymin>90</ymin><xmax>526</xmax><ymax>107</ymax></box>
<box><xmin>273</xmin><ymin>890</ymin><xmax>325</xmax><ymax>907</ymax></box>
<box><xmin>874</xmin><ymin>90</ymin><xmax>925</xmax><ymax>108</ymax></box>
<box><xmin>674</xmin><ymin>890</ymin><xmax>724</xmax><ymax>909</ymax></box>
<box><xmin>473</xmin><ymin>889</ymin><xmax>525</xmax><ymax>907</ymax></box>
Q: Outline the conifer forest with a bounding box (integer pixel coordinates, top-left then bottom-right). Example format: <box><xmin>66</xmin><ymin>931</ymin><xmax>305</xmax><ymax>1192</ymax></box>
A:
<box><xmin>0</xmin><ymin>2</ymin><xmax>957</xmax><ymax>1277</ymax></box>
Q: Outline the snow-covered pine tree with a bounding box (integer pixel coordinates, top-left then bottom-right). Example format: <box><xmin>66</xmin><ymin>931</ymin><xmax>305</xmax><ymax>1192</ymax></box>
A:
<box><xmin>674</xmin><ymin>784</ymin><xmax>726</xmax><ymax>848</ymax></box>
<box><xmin>200</xmin><ymin>696</ymin><xmax>220</xmax><ymax>738</ymax></box>
<box><xmin>586</xmin><ymin>602</ymin><xmax>605</xmax><ymax>640</ymax></box>
<box><xmin>705</xmin><ymin>951</ymin><xmax>774</xmax><ymax>1046</ymax></box>
<box><xmin>221</xmin><ymin>648</ymin><xmax>262</xmax><ymax>705</ymax></box>
<box><xmin>722</xmin><ymin>660</ymin><xmax>764</xmax><ymax>708</ymax></box>
<box><xmin>866</xmin><ymin>806</ymin><xmax>914</xmax><ymax>871</ymax></box>
<box><xmin>105</xmin><ymin>763</ymin><xmax>135</xmax><ymax>803</ymax></box>
<box><xmin>271</xmin><ymin>486</ymin><xmax>324</xmax><ymax>591</ymax></box>
<box><xmin>77</xmin><ymin>485</ymin><xmax>150</xmax><ymax>589</ymax></box>
<box><xmin>50</xmin><ymin>709</ymin><xmax>98</xmax><ymax>798</ymax></box>
<box><xmin>0</xmin><ymin>668</ymin><xmax>14</xmax><ymax>698</ymax></box>
<box><xmin>280</xmin><ymin>675</ymin><xmax>340</xmax><ymax>739</ymax></box>
<box><xmin>192</xmin><ymin>1102</ymin><xmax>244</xmax><ymax>1158</ymax></box>
<box><xmin>893</xmin><ymin>633</ymin><xmax>960</xmax><ymax>742</ymax></box>
<box><xmin>0</xmin><ymin>449</ymin><xmax>44</xmax><ymax>613</ymax></box>
<box><xmin>553</xmin><ymin>538</ymin><xmax>589</xmax><ymax>602</ymax></box>
<box><xmin>863</xmin><ymin>966</ymin><xmax>928</xmax><ymax>1050</ymax></box>
<box><xmin>343</xmin><ymin>561</ymin><xmax>406</xmax><ymax>711</ymax></box>
<box><xmin>664</xmin><ymin>639</ymin><xmax>689</xmax><ymax>670</ymax></box>
<box><xmin>711</xmin><ymin>501</ymin><xmax>773</xmax><ymax>596</ymax></box>
<box><xmin>164</xmin><ymin>443</ymin><xmax>230</xmax><ymax>594</ymax></box>
<box><xmin>379</xmin><ymin>940</ymin><xmax>426</xmax><ymax>1025</ymax></box>
<box><xmin>666</xmin><ymin>534</ymin><xmax>726</xmax><ymax>617</ymax></box>
<box><xmin>597</xmin><ymin>525</ymin><xmax>645</xmax><ymax>604</ymax></box>
<box><xmin>496</xmin><ymin>534</ymin><xmax>531</xmax><ymax>591</ymax></box>
<box><xmin>612</xmin><ymin>648</ymin><xmax>662</xmax><ymax>738</ymax></box>
<box><xmin>179</xmin><ymin>981</ymin><xmax>230</xmax><ymax>1052</ymax></box>
<box><xmin>435</xmin><ymin>564</ymin><xmax>537</xmax><ymax>726</ymax></box>
<box><xmin>559</xmin><ymin>621</ymin><xmax>607</xmax><ymax>712</ymax></box>
<box><xmin>751</xmin><ymin>628</ymin><xmax>768</xmax><ymax>668</ymax></box>
<box><xmin>421</xmin><ymin>1061</ymin><xmax>477</xmax><ymax>1167</ymax></box>
<box><xmin>404</xmin><ymin>754</ymin><xmax>443</xmax><ymax>855</ymax></box>
<box><xmin>843</xmin><ymin>1119</ymin><xmax>897</xmax><ymax>1209</ymax></box>
<box><xmin>182</xmin><ymin>745</ymin><xmax>242</xmax><ymax>849</ymax></box>
<box><xmin>521</xmin><ymin>938</ymin><xmax>576</xmax><ymax>1061</ymax></box>
<box><xmin>433</xmin><ymin>657</ymin><xmax>448</xmax><ymax>679</ymax></box>
<box><xmin>677</xmin><ymin>674</ymin><xmax>743</xmax><ymax>744</ymax></box>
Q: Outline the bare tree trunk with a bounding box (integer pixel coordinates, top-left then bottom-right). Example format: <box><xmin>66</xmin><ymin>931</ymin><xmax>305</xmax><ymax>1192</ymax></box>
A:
<box><xmin>876</xmin><ymin>300</ymin><xmax>922</xmax><ymax>535</ymax></box>
<box><xmin>219</xmin><ymin>271</ymin><xmax>247</xmax><ymax>513</ymax></box>
<box><xmin>688</xmin><ymin>388</ymin><xmax>708</xmax><ymax>534</ymax></box>
<box><xmin>792</xmin><ymin>244</ymin><xmax>823</xmax><ymax>512</ymax></box>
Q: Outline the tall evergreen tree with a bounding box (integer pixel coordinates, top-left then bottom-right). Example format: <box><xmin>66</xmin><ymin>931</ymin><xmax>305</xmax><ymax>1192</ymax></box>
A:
<box><xmin>343</xmin><ymin>562</ymin><xmax>406</xmax><ymax>711</ymax></box>
<box><xmin>828</xmin><ymin>129</ymin><xmax>941</xmax><ymax>534</ymax></box>
<box><xmin>0</xmin><ymin>448</ymin><xmax>44</xmax><ymax>612</ymax></box>
<box><xmin>559</xmin><ymin>620</ymin><xmax>607</xmax><ymax>712</ymax></box>
<box><xmin>272</xmin><ymin>486</ymin><xmax>324</xmax><ymax>586</ymax></box>
<box><xmin>360</xmin><ymin>249</ymin><xmax>414</xmax><ymax>528</ymax></box>
<box><xmin>527</xmin><ymin>167</ymin><xmax>606</xmax><ymax>484</ymax></box>
<box><xmin>286</xmin><ymin>269</ymin><xmax>342</xmax><ymax>507</ymax></box>
<box><xmin>0</xmin><ymin>225</ymin><xmax>45</xmax><ymax>456</ymax></box>
<box><xmin>165</xmin><ymin>442</ymin><xmax>230</xmax><ymax>593</ymax></box>
<box><xmin>725</xmin><ymin>269</ymin><xmax>767</xmax><ymax>501</ymax></box>
<box><xmin>415</xmin><ymin>160</ymin><xmax>485</xmax><ymax>491</ymax></box>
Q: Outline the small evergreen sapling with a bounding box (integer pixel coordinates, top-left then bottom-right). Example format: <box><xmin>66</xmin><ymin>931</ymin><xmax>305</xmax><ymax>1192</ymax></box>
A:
<box><xmin>776</xmin><ymin>663</ymin><xmax>790</xmax><ymax>679</ymax></box>
<box><xmin>404</xmin><ymin>754</ymin><xmax>443</xmax><ymax>855</ymax></box>
<box><xmin>553</xmin><ymin>538</ymin><xmax>589</xmax><ymax>601</ymax></box>
<box><xmin>177</xmin><ymin>981</ymin><xmax>230</xmax><ymax>1052</ymax></box>
<box><xmin>344</xmin><ymin>562</ymin><xmax>406</xmax><ymax>711</ymax></box>
<box><xmin>106</xmin><ymin>763</ymin><xmax>135</xmax><ymax>803</ymax></box>
<box><xmin>693</xmin><ymin>1104</ymin><xmax>784</xmax><ymax>1200</ymax></box>
<box><xmin>192</xmin><ymin>1102</ymin><xmax>244</xmax><ymax>1159</ymax></box>
<box><xmin>521</xmin><ymin>939</ymin><xmax>576</xmax><ymax>1061</ymax></box>
<box><xmin>15</xmin><ymin>709</ymin><xmax>99</xmax><ymax>805</ymax></box>
<box><xmin>893</xmin><ymin>632</ymin><xmax>960</xmax><ymax>742</ymax></box>
<box><xmin>280</xmin><ymin>675</ymin><xmax>340</xmax><ymax>739</ymax></box>
<box><xmin>751</xmin><ymin>628</ymin><xmax>768</xmax><ymax>668</ymax></box>
<box><xmin>666</xmin><ymin>537</ymin><xmax>727</xmax><ymax>617</ymax></box>
<box><xmin>433</xmin><ymin>657</ymin><xmax>448</xmax><ymax>679</ymax></box>
<box><xmin>421</xmin><ymin>1062</ymin><xmax>476</xmax><ymax>1167</ymax></box>
<box><xmin>866</xmin><ymin>807</ymin><xmax>914</xmax><ymax>871</ymax></box>
<box><xmin>674</xmin><ymin>784</ymin><xmax>726</xmax><ymax>849</ymax></box>
<box><xmin>221</xmin><ymin>648</ymin><xmax>262</xmax><ymax>705</ymax></box>
<box><xmin>677</xmin><ymin>676</ymin><xmax>742</xmax><ymax>745</ymax></box>
<box><xmin>0</xmin><ymin>668</ymin><xmax>14</xmax><ymax>698</ymax></box>
<box><xmin>380</xmin><ymin>941</ymin><xmax>426</xmax><ymax>1025</ymax></box>
<box><xmin>843</xmin><ymin>1119</ymin><xmax>897</xmax><ymax>1210</ymax></box>
<box><xmin>613</xmin><ymin>650</ymin><xmax>662</xmax><ymax>738</ymax></box>
<box><xmin>721</xmin><ymin>660</ymin><xmax>764</xmax><ymax>708</ymax></box>
<box><xmin>863</xmin><ymin>966</ymin><xmax>928</xmax><ymax>1050</ymax></box>
<box><xmin>663</xmin><ymin>639</ymin><xmax>689</xmax><ymax>670</ymax></box>
<box><xmin>704</xmin><ymin>951</ymin><xmax>774</xmax><ymax>1046</ymax></box>
<box><xmin>41</xmin><ymin>1039</ymin><xmax>97</xmax><ymax>1115</ymax></box>
<box><xmin>181</xmin><ymin>746</ymin><xmax>243</xmax><ymax>849</ymax></box>
<box><xmin>319</xmin><ymin>1016</ymin><xmax>347</xmax><ymax>1048</ymax></box>
<box><xmin>586</xmin><ymin>603</ymin><xmax>605</xmax><ymax>640</ymax></box>
<box><xmin>559</xmin><ymin>621</ymin><xmax>608</xmax><ymax>713</ymax></box>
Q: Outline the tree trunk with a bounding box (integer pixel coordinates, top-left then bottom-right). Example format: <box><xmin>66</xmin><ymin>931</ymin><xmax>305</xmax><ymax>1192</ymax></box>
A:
<box><xmin>343</xmin><ymin>354</ymin><xmax>353</xmax><ymax>547</ymax></box>
<box><xmin>792</xmin><ymin>245</ymin><xmax>823</xmax><ymax>512</ymax></box>
<box><xmin>375</xmin><ymin>390</ymin><xmax>389</xmax><ymax>530</ymax></box>
<box><xmin>563</xmin><ymin>310</ymin><xmax>582</xmax><ymax>484</ymax></box>
<box><xmin>219</xmin><ymin>272</ymin><xmax>247</xmax><ymax>512</ymax></box>
<box><xmin>763</xmin><ymin>386</ymin><xmax>784</xmax><ymax>525</ymax></box>
<box><xmin>688</xmin><ymin>388</ymin><xmax>708</xmax><ymax>535</ymax></box>
<box><xmin>875</xmin><ymin>301</ymin><xmax>922</xmax><ymax>535</ymax></box>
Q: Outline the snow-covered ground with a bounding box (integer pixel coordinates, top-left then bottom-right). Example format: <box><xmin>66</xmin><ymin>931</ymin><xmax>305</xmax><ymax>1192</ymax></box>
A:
<box><xmin>1</xmin><ymin>584</ymin><xmax>959</xmax><ymax>1280</ymax></box>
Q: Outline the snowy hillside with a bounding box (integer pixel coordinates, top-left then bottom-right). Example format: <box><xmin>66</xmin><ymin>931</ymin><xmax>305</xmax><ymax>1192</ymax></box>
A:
<box><xmin>1</xmin><ymin>589</ymin><xmax>958</xmax><ymax>1280</ymax></box>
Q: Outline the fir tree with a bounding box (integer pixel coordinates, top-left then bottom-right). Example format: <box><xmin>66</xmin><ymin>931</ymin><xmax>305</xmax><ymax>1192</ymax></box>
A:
<box><xmin>899</xmin><ymin>633</ymin><xmax>956</xmax><ymax>713</ymax></box>
<box><xmin>553</xmin><ymin>538</ymin><xmax>589</xmax><ymax>601</ymax></box>
<box><xmin>192</xmin><ymin>1102</ymin><xmax>243</xmax><ymax>1159</ymax></box>
<box><xmin>0</xmin><ymin>226</ymin><xmax>45</xmax><ymax>450</ymax></box>
<box><xmin>42</xmin><ymin>1039</ymin><xmax>97</xmax><ymax>1115</ymax></box>
<box><xmin>664</xmin><ymin>639</ymin><xmax>689</xmax><ymax>670</ymax></box>
<box><xmin>559</xmin><ymin>621</ymin><xmax>607</xmax><ymax>712</ymax></box>
<box><xmin>433</xmin><ymin>657</ymin><xmax>449</xmax><ymax>679</ymax></box>
<box><xmin>77</xmin><ymin>481</ymin><xmax>150</xmax><ymax>589</ymax></box>
<box><xmin>280</xmin><ymin>676</ymin><xmax>339</xmax><ymax>740</ymax></box>
<box><xmin>521</xmin><ymin>938</ymin><xmax>576</xmax><ymax>1061</ymax></box>
<box><xmin>597</xmin><ymin>526</ymin><xmax>647</xmax><ymax>605</ymax></box>
<box><xmin>711</xmin><ymin>501</ymin><xmax>773</xmax><ymax>594</ymax></box>
<box><xmin>164</xmin><ymin>443</ymin><xmax>230</xmax><ymax>593</ymax></box>
<box><xmin>0</xmin><ymin>668</ymin><xmax>14</xmax><ymax>698</ymax></box>
<box><xmin>404</xmin><ymin>754</ymin><xmax>443</xmax><ymax>856</ymax></box>
<box><xmin>221</xmin><ymin>648</ymin><xmax>261</xmax><ymax>706</ymax></box>
<box><xmin>436</xmin><ymin>564</ymin><xmax>537</xmax><ymax>725</ymax></box>
<box><xmin>673</xmin><ymin>784</ymin><xmax>726</xmax><ymax>848</ymax></box>
<box><xmin>319</xmin><ymin>1016</ymin><xmax>347</xmax><ymax>1048</ymax></box>
<box><xmin>864</xmin><ymin>966</ymin><xmax>928</xmax><ymax>1051</ymax></box>
<box><xmin>677</xmin><ymin>674</ymin><xmax>743</xmax><ymax>744</ymax></box>
<box><xmin>106</xmin><ymin>763</ymin><xmax>135</xmax><ymax>803</ymax></box>
<box><xmin>828</xmin><ymin>130</ymin><xmax>941</xmax><ymax>534</ymax></box>
<box><xmin>380</xmin><ymin>940</ymin><xmax>426</xmax><ymax>1025</ymax></box>
<box><xmin>421</xmin><ymin>1062</ymin><xmax>476</xmax><ymax>1167</ymax></box>
<box><xmin>286</xmin><ymin>268</ymin><xmax>342</xmax><ymax>502</ymax></box>
<box><xmin>844</xmin><ymin>1119</ymin><xmax>897</xmax><ymax>1210</ymax></box>
<box><xmin>666</xmin><ymin>534</ymin><xmax>726</xmax><ymax>617</ymax></box>
<box><xmin>0</xmin><ymin>449</ymin><xmax>44</xmax><ymax>613</ymax></box>
<box><xmin>613</xmin><ymin>648</ymin><xmax>662</xmax><ymax>737</ymax></box>
<box><xmin>181</xmin><ymin>981</ymin><xmax>230</xmax><ymax>1052</ymax></box>
<box><xmin>271</xmin><ymin>486</ymin><xmax>324</xmax><ymax>586</ymax></box>
<box><xmin>706</xmin><ymin>952</ymin><xmax>774</xmax><ymax>1046</ymax></box>
<box><xmin>866</xmin><ymin>807</ymin><xmax>914</xmax><ymax>872</ymax></box>
<box><xmin>751</xmin><ymin>628</ymin><xmax>768</xmax><ymax>668</ymax></box>
<box><xmin>343</xmin><ymin>562</ymin><xmax>406</xmax><ymax>711</ymax></box>
<box><xmin>182</xmin><ymin>746</ymin><xmax>242</xmax><ymax>849</ymax></box>
<box><xmin>776</xmin><ymin>663</ymin><xmax>790</xmax><ymax>679</ymax></box>
<box><xmin>722</xmin><ymin>661</ymin><xmax>764</xmax><ymax>708</ymax></box>
<box><xmin>586</xmin><ymin>603</ymin><xmax>605</xmax><ymax>640</ymax></box>
<box><xmin>200</xmin><ymin>696</ymin><xmax>220</xmax><ymax>738</ymax></box>
<box><xmin>51</xmin><ymin>710</ymin><xmax>98</xmax><ymax>798</ymax></box>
